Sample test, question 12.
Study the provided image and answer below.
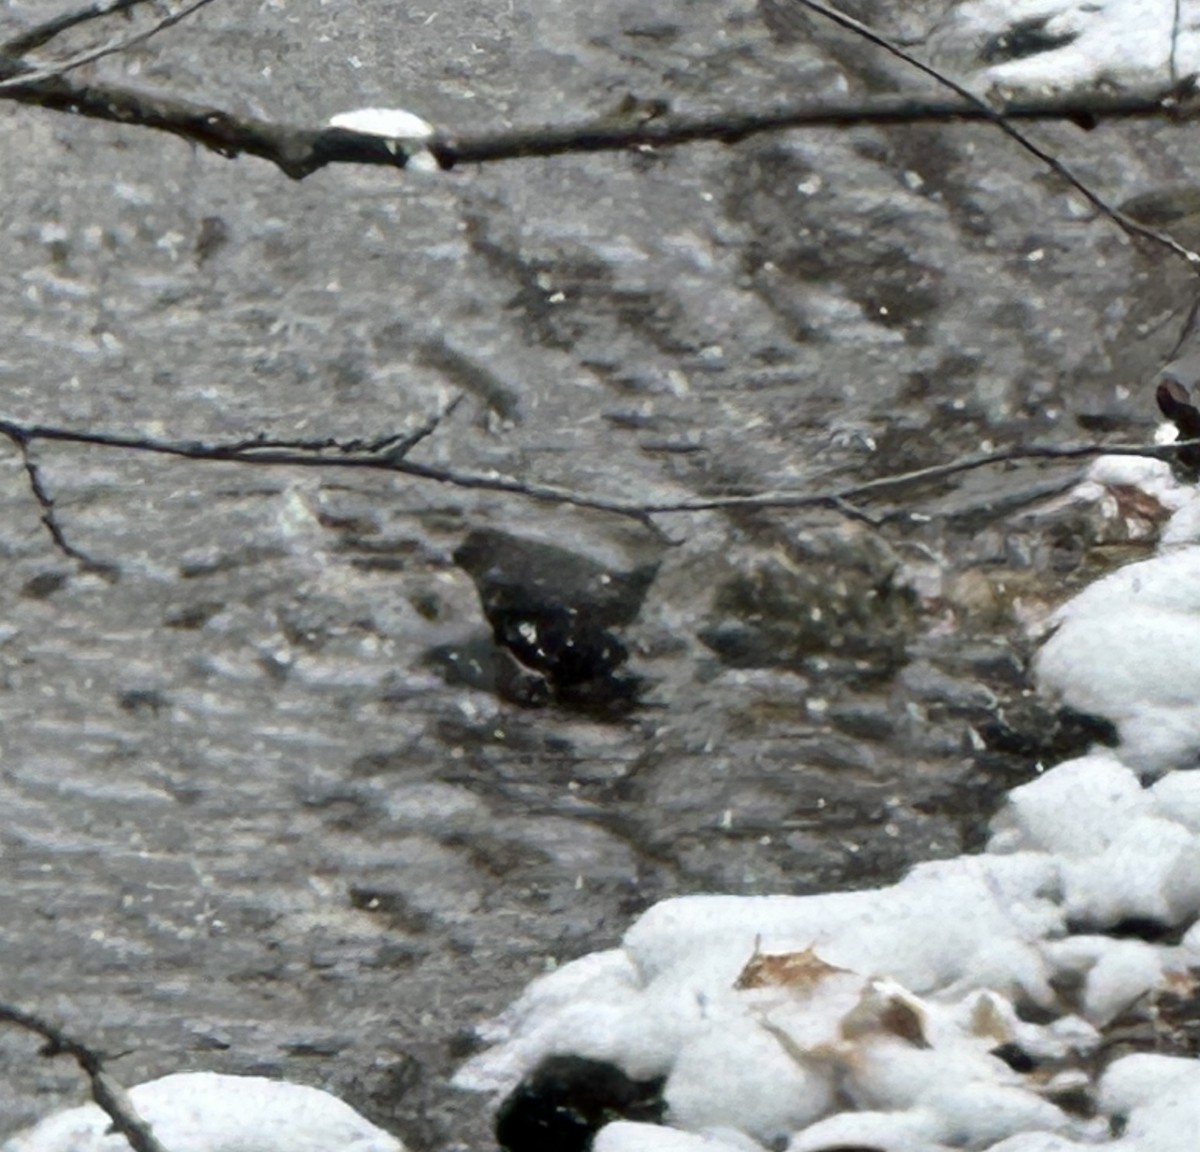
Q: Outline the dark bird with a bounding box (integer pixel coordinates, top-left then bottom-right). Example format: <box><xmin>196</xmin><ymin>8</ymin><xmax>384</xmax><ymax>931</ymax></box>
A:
<box><xmin>453</xmin><ymin>528</ymin><xmax>659</xmax><ymax>708</ymax></box>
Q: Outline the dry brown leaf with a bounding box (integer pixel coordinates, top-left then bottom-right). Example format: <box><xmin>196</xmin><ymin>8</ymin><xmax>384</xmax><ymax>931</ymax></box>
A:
<box><xmin>841</xmin><ymin>981</ymin><xmax>931</xmax><ymax>1049</ymax></box>
<box><xmin>734</xmin><ymin>943</ymin><xmax>850</xmax><ymax>992</ymax></box>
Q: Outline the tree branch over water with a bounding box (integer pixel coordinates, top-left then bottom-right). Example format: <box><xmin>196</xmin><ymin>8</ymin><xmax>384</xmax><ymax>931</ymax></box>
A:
<box><xmin>0</xmin><ymin>412</ymin><xmax>1193</xmax><ymax>561</ymax></box>
<box><xmin>0</xmin><ymin>60</ymin><xmax>1197</xmax><ymax>179</ymax></box>
<box><xmin>0</xmin><ymin>0</ymin><xmax>159</xmax><ymax>57</ymax></box>
<box><xmin>0</xmin><ymin>1003</ymin><xmax>170</xmax><ymax>1152</ymax></box>
<box><xmin>2</xmin><ymin>0</ymin><xmax>1198</xmax><ymax>270</ymax></box>
<box><xmin>0</xmin><ymin>0</ymin><xmax>218</xmax><ymax>90</ymax></box>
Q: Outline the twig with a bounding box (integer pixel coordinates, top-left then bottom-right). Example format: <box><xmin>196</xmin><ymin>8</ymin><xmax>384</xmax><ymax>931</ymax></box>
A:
<box><xmin>0</xmin><ymin>0</ymin><xmax>218</xmax><ymax>91</ymax></box>
<box><xmin>0</xmin><ymin>0</ymin><xmax>155</xmax><ymax>57</ymax></box>
<box><xmin>0</xmin><ymin>414</ymin><xmax>1189</xmax><ymax>524</ymax></box>
<box><xmin>378</xmin><ymin>391</ymin><xmax>465</xmax><ymax>459</ymax></box>
<box><xmin>1167</xmin><ymin>289</ymin><xmax>1200</xmax><ymax>361</ymax></box>
<box><xmin>1172</xmin><ymin>0</ymin><xmax>1184</xmax><ymax>85</ymax></box>
<box><xmin>7</xmin><ymin>432</ymin><xmax>117</xmax><ymax>574</ymax></box>
<box><xmin>788</xmin><ymin>0</ymin><xmax>1200</xmax><ymax>269</ymax></box>
<box><xmin>0</xmin><ymin>1003</ymin><xmax>171</xmax><ymax>1152</ymax></box>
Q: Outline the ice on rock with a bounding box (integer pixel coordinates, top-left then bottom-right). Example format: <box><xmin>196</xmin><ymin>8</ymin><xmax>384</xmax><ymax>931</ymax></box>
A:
<box><xmin>1043</xmin><ymin>454</ymin><xmax>1196</xmax><ymax>547</ymax></box>
<box><xmin>1061</xmin><ymin>815</ymin><xmax>1200</xmax><ymax>927</ymax></box>
<box><xmin>1040</xmin><ymin>933</ymin><xmax>1178</xmax><ymax>1027</ymax></box>
<box><xmin>594</xmin><ymin>1121</ymin><xmax>764</xmax><ymax>1152</ymax></box>
<box><xmin>1181</xmin><ymin>917</ymin><xmax>1200</xmax><ymax>959</ymax></box>
<box><xmin>470</xmin><ymin>947</ymin><xmax>639</xmax><ymax>1048</ymax></box>
<box><xmin>1098</xmin><ymin>1052</ymin><xmax>1200</xmax><ymax>1114</ymax></box>
<box><xmin>849</xmin><ymin>1036</ymin><xmax>1018</xmax><ymax>1112</ymax></box>
<box><xmin>1035</xmin><ymin>548</ymin><xmax>1200</xmax><ymax>775</ymax></box>
<box><xmin>454</xmin><ymin>949</ymin><xmax>652</xmax><ymax>1093</ymax></box>
<box><xmin>786</xmin><ymin>1107</ymin><xmax>946</xmax><ymax>1152</ymax></box>
<box><xmin>454</xmin><ymin>989</ymin><xmax>684</xmax><ymax>1096</ymax></box>
<box><xmin>1</xmin><ymin>1072</ymin><xmax>404</xmax><ymax>1152</ymax></box>
<box><xmin>1151</xmin><ymin>770</ymin><xmax>1200</xmax><ymax>832</ymax></box>
<box><xmin>1080</xmin><ymin>939</ymin><xmax>1165</xmax><ymax>1026</ymax></box>
<box><xmin>1099</xmin><ymin>1054</ymin><xmax>1200</xmax><ymax>1151</ymax></box>
<box><xmin>922</xmin><ymin>1081</ymin><xmax>1076</xmax><ymax>1147</ymax></box>
<box><xmin>1161</xmin><ymin>498</ymin><xmax>1200</xmax><ymax>549</ymax></box>
<box><xmin>1085</xmin><ymin>456</ymin><xmax>1188</xmax><ymax>505</ymax></box>
<box><xmin>625</xmin><ymin>853</ymin><xmax>1062</xmax><ymax>999</ymax></box>
<box><xmin>982</xmin><ymin>1136</ymin><xmax>1092</xmax><ymax>1152</ymax></box>
<box><xmin>663</xmin><ymin>1020</ymin><xmax>834</xmax><ymax>1144</ymax></box>
<box><xmin>989</xmin><ymin>753</ymin><xmax>1150</xmax><ymax>856</ymax></box>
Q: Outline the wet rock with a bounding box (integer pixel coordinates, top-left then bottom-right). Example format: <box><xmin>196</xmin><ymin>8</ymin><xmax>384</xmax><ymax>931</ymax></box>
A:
<box><xmin>979</xmin><ymin>16</ymin><xmax>1079</xmax><ymax>64</ymax></box>
<box><xmin>348</xmin><ymin>886</ymin><xmax>434</xmax><ymax>934</ymax></box>
<box><xmin>981</xmin><ymin>700</ymin><xmax>1121</xmax><ymax>763</ymax></box>
<box><xmin>425</xmin><ymin>636</ymin><xmax>554</xmax><ymax>708</ymax></box>
<box><xmin>898</xmin><ymin>660</ymin><xmax>997</xmax><ymax>719</ymax></box>
<box><xmin>699</xmin><ymin>527</ymin><xmax>915</xmax><ymax>683</ymax></box>
<box><xmin>453</xmin><ymin>529</ymin><xmax>659</xmax><ymax>710</ymax></box>
<box><xmin>20</xmin><ymin>570</ymin><xmax>67</xmax><ymax>600</ymax></box>
<box><xmin>495</xmin><ymin>1055</ymin><xmax>666</xmax><ymax>1152</ymax></box>
<box><xmin>827</xmin><ymin>701</ymin><xmax>896</xmax><ymax>742</ymax></box>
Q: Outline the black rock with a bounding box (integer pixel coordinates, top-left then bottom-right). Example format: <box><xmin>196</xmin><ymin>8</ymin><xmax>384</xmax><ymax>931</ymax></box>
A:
<box><xmin>979</xmin><ymin>703</ymin><xmax>1119</xmax><ymax>762</ymax></box>
<box><xmin>990</xmin><ymin>1042</ymin><xmax>1037</xmax><ymax>1073</ymax></box>
<box><xmin>495</xmin><ymin>1055</ymin><xmax>666</xmax><ymax>1152</ymax></box>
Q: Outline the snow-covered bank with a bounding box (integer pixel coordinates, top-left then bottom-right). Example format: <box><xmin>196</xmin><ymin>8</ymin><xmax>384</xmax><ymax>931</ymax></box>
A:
<box><xmin>958</xmin><ymin>0</ymin><xmax>1200</xmax><ymax>89</ymax></box>
<box><xmin>0</xmin><ymin>1073</ymin><xmax>404</xmax><ymax>1152</ymax></box>
<box><xmin>456</xmin><ymin>447</ymin><xmax>1200</xmax><ymax>1152</ymax></box>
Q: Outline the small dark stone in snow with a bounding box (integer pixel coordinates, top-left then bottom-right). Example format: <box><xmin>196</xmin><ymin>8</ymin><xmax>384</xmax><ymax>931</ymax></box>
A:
<box><xmin>979</xmin><ymin>17</ymin><xmax>1079</xmax><ymax>64</ymax></box>
<box><xmin>495</xmin><ymin>1055</ymin><xmax>666</xmax><ymax>1152</ymax></box>
<box><xmin>990</xmin><ymin>1042</ymin><xmax>1037</xmax><ymax>1073</ymax></box>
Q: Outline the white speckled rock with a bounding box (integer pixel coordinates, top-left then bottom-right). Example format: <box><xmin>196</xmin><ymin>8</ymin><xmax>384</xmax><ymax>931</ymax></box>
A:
<box><xmin>663</xmin><ymin>1019</ymin><xmax>834</xmax><ymax>1144</ymax></box>
<box><xmin>786</xmin><ymin>1107</ymin><xmax>945</xmax><ymax>1152</ymax></box>
<box><xmin>1081</xmin><ymin>939</ymin><xmax>1164</xmax><ymax>1027</ymax></box>
<box><xmin>594</xmin><ymin>1120</ymin><xmax>764</xmax><ymax>1152</ymax></box>
<box><xmin>1062</xmin><ymin>815</ymin><xmax>1200</xmax><ymax>927</ymax></box>
<box><xmin>1152</xmin><ymin>770</ymin><xmax>1200</xmax><ymax>831</ymax></box>
<box><xmin>0</xmin><ymin>1072</ymin><xmax>404</xmax><ymax>1152</ymax></box>
<box><xmin>961</xmin><ymin>0</ymin><xmax>1200</xmax><ymax>90</ymax></box>
<box><xmin>1098</xmin><ymin>1053</ymin><xmax>1200</xmax><ymax>1149</ymax></box>
<box><xmin>1035</xmin><ymin>548</ymin><xmax>1200</xmax><ymax>775</ymax></box>
<box><xmin>989</xmin><ymin>753</ymin><xmax>1150</xmax><ymax>857</ymax></box>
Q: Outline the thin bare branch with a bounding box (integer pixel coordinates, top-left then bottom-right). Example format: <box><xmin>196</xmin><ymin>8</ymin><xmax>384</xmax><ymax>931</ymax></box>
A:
<box><xmin>0</xmin><ymin>414</ymin><xmax>1189</xmax><ymax>525</ymax></box>
<box><xmin>0</xmin><ymin>1003</ymin><xmax>171</xmax><ymax>1152</ymax></box>
<box><xmin>379</xmin><ymin>392</ymin><xmax>466</xmax><ymax>458</ymax></box>
<box><xmin>1</xmin><ymin>0</ymin><xmax>153</xmax><ymax>57</ymax></box>
<box><xmin>0</xmin><ymin>0</ymin><xmax>218</xmax><ymax>90</ymax></box>
<box><xmin>788</xmin><ymin>0</ymin><xmax>1200</xmax><ymax>269</ymax></box>
<box><xmin>6</xmin><ymin>431</ymin><xmax>118</xmax><ymax>574</ymax></box>
<box><xmin>1172</xmin><ymin>0</ymin><xmax>1184</xmax><ymax>85</ymax></box>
